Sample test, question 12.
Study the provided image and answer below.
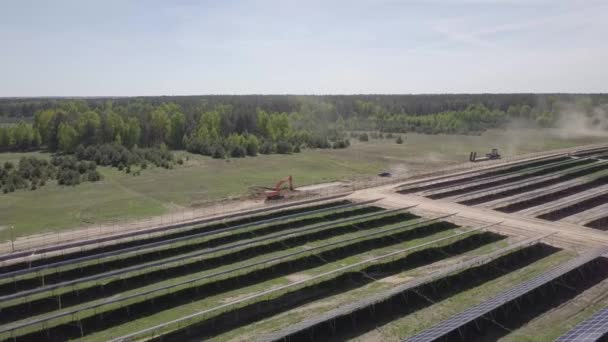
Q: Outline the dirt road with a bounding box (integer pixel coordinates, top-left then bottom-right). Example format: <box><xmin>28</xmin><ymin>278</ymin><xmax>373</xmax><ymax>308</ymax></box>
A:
<box><xmin>349</xmin><ymin>183</ymin><xmax>607</xmax><ymax>251</ymax></box>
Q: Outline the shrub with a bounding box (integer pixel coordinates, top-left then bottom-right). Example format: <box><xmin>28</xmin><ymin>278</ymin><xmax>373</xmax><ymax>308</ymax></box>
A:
<box><xmin>276</xmin><ymin>141</ymin><xmax>293</xmax><ymax>154</ymax></box>
<box><xmin>87</xmin><ymin>170</ymin><xmax>101</xmax><ymax>181</ymax></box>
<box><xmin>212</xmin><ymin>145</ymin><xmax>225</xmax><ymax>159</ymax></box>
<box><xmin>332</xmin><ymin>140</ymin><xmax>349</xmax><ymax>149</ymax></box>
<box><xmin>245</xmin><ymin>135</ymin><xmax>260</xmax><ymax>156</ymax></box>
<box><xmin>259</xmin><ymin>141</ymin><xmax>275</xmax><ymax>154</ymax></box>
<box><xmin>230</xmin><ymin>146</ymin><xmax>246</xmax><ymax>158</ymax></box>
<box><xmin>358</xmin><ymin>133</ymin><xmax>369</xmax><ymax>142</ymax></box>
<box><xmin>396</xmin><ymin>136</ymin><xmax>404</xmax><ymax>144</ymax></box>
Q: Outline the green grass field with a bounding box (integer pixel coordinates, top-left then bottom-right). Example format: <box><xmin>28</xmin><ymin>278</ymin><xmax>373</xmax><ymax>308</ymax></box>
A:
<box><xmin>0</xmin><ymin>129</ymin><xmax>605</xmax><ymax>238</ymax></box>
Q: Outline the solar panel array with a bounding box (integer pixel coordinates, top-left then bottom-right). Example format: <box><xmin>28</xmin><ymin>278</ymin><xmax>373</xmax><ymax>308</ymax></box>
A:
<box><xmin>259</xmin><ymin>234</ymin><xmax>551</xmax><ymax>342</ymax></box>
<box><xmin>404</xmin><ymin>246</ymin><xmax>608</xmax><ymax>342</ymax></box>
<box><xmin>557</xmin><ymin>307</ymin><xmax>608</xmax><ymax>341</ymax></box>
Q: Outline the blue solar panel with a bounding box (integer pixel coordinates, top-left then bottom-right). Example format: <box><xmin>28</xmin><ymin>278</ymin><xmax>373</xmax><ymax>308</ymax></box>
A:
<box><xmin>259</xmin><ymin>234</ymin><xmax>552</xmax><ymax>342</ymax></box>
<box><xmin>557</xmin><ymin>307</ymin><xmax>608</xmax><ymax>342</ymax></box>
<box><xmin>404</xmin><ymin>247</ymin><xmax>608</xmax><ymax>342</ymax></box>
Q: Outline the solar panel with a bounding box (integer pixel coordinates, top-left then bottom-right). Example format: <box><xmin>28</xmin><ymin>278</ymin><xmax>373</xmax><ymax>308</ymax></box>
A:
<box><xmin>557</xmin><ymin>307</ymin><xmax>608</xmax><ymax>342</ymax></box>
<box><xmin>404</xmin><ymin>246</ymin><xmax>608</xmax><ymax>342</ymax></box>
<box><xmin>260</xmin><ymin>234</ymin><xmax>552</xmax><ymax>342</ymax></box>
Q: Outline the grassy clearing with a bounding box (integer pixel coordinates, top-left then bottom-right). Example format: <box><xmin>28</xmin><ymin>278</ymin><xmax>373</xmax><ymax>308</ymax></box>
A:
<box><xmin>0</xmin><ymin>129</ymin><xmax>604</xmax><ymax>237</ymax></box>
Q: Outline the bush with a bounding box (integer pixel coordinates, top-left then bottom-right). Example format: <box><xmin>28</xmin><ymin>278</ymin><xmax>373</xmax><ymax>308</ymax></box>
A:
<box><xmin>293</xmin><ymin>145</ymin><xmax>301</xmax><ymax>153</ymax></box>
<box><xmin>358</xmin><ymin>133</ymin><xmax>369</xmax><ymax>142</ymax></box>
<box><xmin>276</xmin><ymin>141</ymin><xmax>293</xmax><ymax>154</ymax></box>
<box><xmin>245</xmin><ymin>135</ymin><xmax>260</xmax><ymax>156</ymax></box>
<box><xmin>396</xmin><ymin>136</ymin><xmax>404</xmax><ymax>144</ymax></box>
<box><xmin>1</xmin><ymin>155</ymin><xmax>102</xmax><ymax>194</ymax></box>
<box><xmin>177</xmin><ymin>158</ymin><xmax>184</xmax><ymax>165</ymax></box>
<box><xmin>230</xmin><ymin>146</ymin><xmax>246</xmax><ymax>158</ymax></box>
<box><xmin>259</xmin><ymin>141</ymin><xmax>275</xmax><ymax>154</ymax></box>
<box><xmin>332</xmin><ymin>140</ymin><xmax>349</xmax><ymax>149</ymax></box>
<box><xmin>73</xmin><ymin>143</ymin><xmax>173</xmax><ymax>171</ymax></box>
<box><xmin>212</xmin><ymin>145</ymin><xmax>225</xmax><ymax>159</ymax></box>
<box><xmin>87</xmin><ymin>170</ymin><xmax>101</xmax><ymax>181</ymax></box>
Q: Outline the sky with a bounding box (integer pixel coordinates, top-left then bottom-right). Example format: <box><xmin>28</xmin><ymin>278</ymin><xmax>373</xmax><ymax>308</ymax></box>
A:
<box><xmin>1</xmin><ymin>0</ymin><xmax>607</xmax><ymax>96</ymax></box>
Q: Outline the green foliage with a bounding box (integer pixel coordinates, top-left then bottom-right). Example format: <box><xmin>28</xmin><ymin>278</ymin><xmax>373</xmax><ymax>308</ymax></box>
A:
<box><xmin>0</xmin><ymin>156</ymin><xmax>100</xmax><ymax>193</ymax></box>
<box><xmin>0</xmin><ymin>122</ymin><xmax>40</xmax><ymax>151</ymax></box>
<box><xmin>245</xmin><ymin>134</ymin><xmax>259</xmax><ymax>156</ymax></box>
<box><xmin>58</xmin><ymin>123</ymin><xmax>79</xmax><ymax>153</ymax></box>
<box><xmin>7</xmin><ymin>94</ymin><xmax>593</xmax><ymax>158</ymax></box>
<box><xmin>168</xmin><ymin>110</ymin><xmax>186</xmax><ymax>149</ymax></box>
<box><xmin>276</xmin><ymin>141</ymin><xmax>293</xmax><ymax>154</ymax></box>
<box><xmin>332</xmin><ymin>139</ymin><xmax>350</xmax><ymax>149</ymax></box>
<box><xmin>259</xmin><ymin>141</ymin><xmax>275</xmax><ymax>154</ymax></box>
<box><xmin>257</xmin><ymin>109</ymin><xmax>292</xmax><ymax>142</ymax></box>
<box><xmin>212</xmin><ymin>145</ymin><xmax>225</xmax><ymax>159</ymax></box>
<box><xmin>74</xmin><ymin>143</ymin><xmax>174</xmax><ymax>170</ymax></box>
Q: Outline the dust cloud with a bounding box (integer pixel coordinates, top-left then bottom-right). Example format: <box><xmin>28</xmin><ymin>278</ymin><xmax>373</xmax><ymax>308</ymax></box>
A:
<box><xmin>553</xmin><ymin>103</ymin><xmax>608</xmax><ymax>139</ymax></box>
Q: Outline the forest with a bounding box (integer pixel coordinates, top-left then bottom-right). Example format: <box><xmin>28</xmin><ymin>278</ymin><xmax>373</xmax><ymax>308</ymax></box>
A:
<box><xmin>0</xmin><ymin>94</ymin><xmax>605</xmax><ymax>155</ymax></box>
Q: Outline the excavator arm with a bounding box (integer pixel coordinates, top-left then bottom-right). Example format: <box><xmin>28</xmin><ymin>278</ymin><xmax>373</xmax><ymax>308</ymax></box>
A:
<box><xmin>265</xmin><ymin>175</ymin><xmax>294</xmax><ymax>200</ymax></box>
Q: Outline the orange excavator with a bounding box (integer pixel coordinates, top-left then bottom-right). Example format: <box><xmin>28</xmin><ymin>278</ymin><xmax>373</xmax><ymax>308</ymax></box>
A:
<box><xmin>265</xmin><ymin>175</ymin><xmax>294</xmax><ymax>200</ymax></box>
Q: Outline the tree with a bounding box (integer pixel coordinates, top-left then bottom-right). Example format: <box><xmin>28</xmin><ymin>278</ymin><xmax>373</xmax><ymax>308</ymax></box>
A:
<box><xmin>198</xmin><ymin>109</ymin><xmax>221</xmax><ymax>141</ymax></box>
<box><xmin>58</xmin><ymin>123</ymin><xmax>79</xmax><ymax>153</ymax></box>
<box><xmin>100</xmin><ymin>110</ymin><xmax>124</xmax><ymax>144</ymax></box>
<box><xmin>76</xmin><ymin>110</ymin><xmax>101</xmax><ymax>145</ymax></box>
<box><xmin>34</xmin><ymin>109</ymin><xmax>56</xmax><ymax>145</ymax></box>
<box><xmin>168</xmin><ymin>111</ymin><xmax>186</xmax><ymax>149</ymax></box>
<box><xmin>0</xmin><ymin>127</ymin><xmax>11</xmax><ymax>150</ymax></box>
<box><xmin>12</xmin><ymin>122</ymin><xmax>35</xmax><ymax>150</ymax></box>
<box><xmin>245</xmin><ymin>135</ymin><xmax>260</xmax><ymax>156</ymax></box>
<box><xmin>149</xmin><ymin>107</ymin><xmax>170</xmax><ymax>146</ymax></box>
<box><xmin>122</xmin><ymin>117</ymin><xmax>141</xmax><ymax>148</ymax></box>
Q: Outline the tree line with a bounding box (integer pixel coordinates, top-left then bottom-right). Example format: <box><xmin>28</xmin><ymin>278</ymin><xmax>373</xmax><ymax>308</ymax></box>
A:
<box><xmin>0</xmin><ymin>100</ymin><xmax>344</xmax><ymax>156</ymax></box>
<box><xmin>0</xmin><ymin>95</ymin><xmax>605</xmax><ymax>154</ymax></box>
<box><xmin>3</xmin><ymin>94</ymin><xmax>608</xmax><ymax>120</ymax></box>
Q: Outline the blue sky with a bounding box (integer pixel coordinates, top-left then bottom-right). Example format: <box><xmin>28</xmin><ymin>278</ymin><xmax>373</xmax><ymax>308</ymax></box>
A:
<box><xmin>1</xmin><ymin>0</ymin><xmax>607</xmax><ymax>96</ymax></box>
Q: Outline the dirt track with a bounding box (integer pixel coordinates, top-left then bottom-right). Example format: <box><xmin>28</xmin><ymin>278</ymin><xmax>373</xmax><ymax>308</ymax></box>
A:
<box><xmin>350</xmin><ymin>182</ymin><xmax>607</xmax><ymax>252</ymax></box>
